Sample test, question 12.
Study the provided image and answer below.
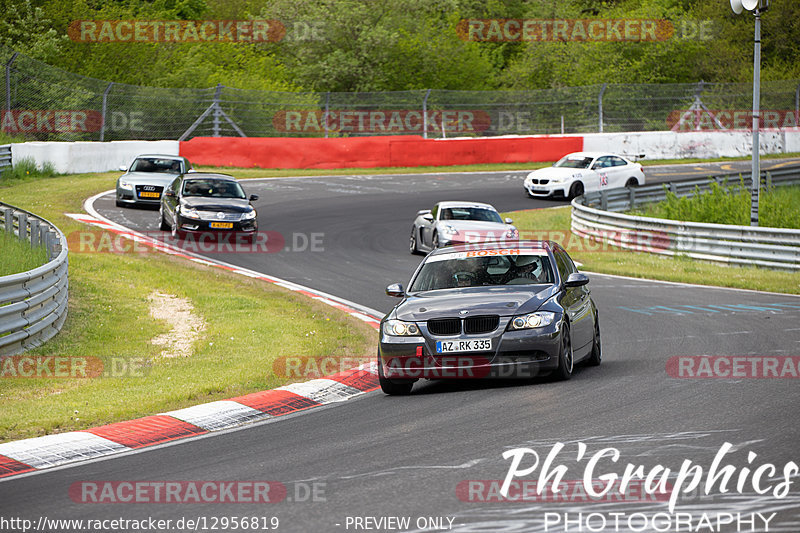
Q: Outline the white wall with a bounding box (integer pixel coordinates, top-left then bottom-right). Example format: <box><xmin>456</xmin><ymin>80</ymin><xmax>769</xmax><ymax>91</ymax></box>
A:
<box><xmin>11</xmin><ymin>140</ymin><xmax>179</xmax><ymax>174</ymax></box>
<box><xmin>582</xmin><ymin>129</ymin><xmax>799</xmax><ymax>159</ymax></box>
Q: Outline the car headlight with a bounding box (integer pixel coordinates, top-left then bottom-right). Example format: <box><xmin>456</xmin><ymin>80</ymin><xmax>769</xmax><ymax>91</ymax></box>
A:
<box><xmin>442</xmin><ymin>224</ymin><xmax>459</xmax><ymax>236</ymax></box>
<box><xmin>181</xmin><ymin>207</ymin><xmax>201</xmax><ymax>219</ymax></box>
<box><xmin>508</xmin><ymin>312</ymin><xmax>556</xmax><ymax>330</ymax></box>
<box><xmin>383</xmin><ymin>320</ymin><xmax>420</xmax><ymax>336</ymax></box>
<box><xmin>242</xmin><ymin>209</ymin><xmax>256</xmax><ymax>220</ymax></box>
<box><xmin>118</xmin><ymin>180</ymin><xmax>133</xmax><ymax>190</ymax></box>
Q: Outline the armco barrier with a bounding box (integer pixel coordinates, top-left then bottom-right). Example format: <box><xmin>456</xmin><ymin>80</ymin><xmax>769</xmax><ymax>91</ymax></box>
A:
<box><xmin>0</xmin><ymin>203</ymin><xmax>69</xmax><ymax>356</ymax></box>
<box><xmin>571</xmin><ymin>167</ymin><xmax>800</xmax><ymax>270</ymax></box>
<box><xmin>0</xmin><ymin>145</ymin><xmax>11</xmax><ymax>176</ymax></box>
<box><xmin>179</xmin><ymin>135</ymin><xmax>584</xmax><ymax>169</ymax></box>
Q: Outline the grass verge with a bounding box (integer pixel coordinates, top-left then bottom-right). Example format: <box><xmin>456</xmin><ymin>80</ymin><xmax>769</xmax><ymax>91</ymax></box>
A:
<box><xmin>0</xmin><ymin>233</ymin><xmax>49</xmax><ymax>276</ymax></box>
<box><xmin>630</xmin><ymin>182</ymin><xmax>800</xmax><ymax>229</ymax></box>
<box><xmin>504</xmin><ymin>206</ymin><xmax>800</xmax><ymax>295</ymax></box>
<box><xmin>0</xmin><ymin>172</ymin><xmax>377</xmax><ymax>443</ymax></box>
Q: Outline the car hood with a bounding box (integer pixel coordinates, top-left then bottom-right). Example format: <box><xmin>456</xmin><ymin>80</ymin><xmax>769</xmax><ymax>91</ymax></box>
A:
<box><xmin>436</xmin><ymin>220</ymin><xmax>515</xmax><ymax>233</ymax></box>
<box><xmin>119</xmin><ymin>172</ymin><xmax>178</xmax><ymax>185</ymax></box>
<box><xmin>395</xmin><ymin>285</ymin><xmax>557</xmax><ymax>321</ymax></box>
<box><xmin>527</xmin><ymin>167</ymin><xmax>590</xmax><ymax>179</ymax></box>
<box><xmin>181</xmin><ymin>197</ymin><xmax>253</xmax><ymax>212</ymax></box>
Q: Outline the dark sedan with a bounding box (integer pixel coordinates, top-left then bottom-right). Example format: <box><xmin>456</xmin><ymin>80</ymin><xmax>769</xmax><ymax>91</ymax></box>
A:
<box><xmin>159</xmin><ymin>173</ymin><xmax>258</xmax><ymax>240</ymax></box>
<box><xmin>378</xmin><ymin>241</ymin><xmax>600</xmax><ymax>395</ymax></box>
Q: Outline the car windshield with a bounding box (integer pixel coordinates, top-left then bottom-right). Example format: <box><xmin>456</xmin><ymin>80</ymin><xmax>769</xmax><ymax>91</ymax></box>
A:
<box><xmin>554</xmin><ymin>156</ymin><xmax>593</xmax><ymax>169</ymax></box>
<box><xmin>131</xmin><ymin>158</ymin><xmax>182</xmax><ymax>173</ymax></box>
<box><xmin>410</xmin><ymin>251</ymin><xmax>554</xmax><ymax>292</ymax></box>
<box><xmin>440</xmin><ymin>207</ymin><xmax>503</xmax><ymax>223</ymax></box>
<box><xmin>182</xmin><ymin>179</ymin><xmax>246</xmax><ymax>199</ymax></box>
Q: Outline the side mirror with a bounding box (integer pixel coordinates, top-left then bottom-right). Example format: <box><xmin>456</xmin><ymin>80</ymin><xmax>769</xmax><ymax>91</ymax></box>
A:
<box><xmin>564</xmin><ymin>272</ymin><xmax>589</xmax><ymax>288</ymax></box>
<box><xmin>385</xmin><ymin>283</ymin><xmax>405</xmax><ymax>297</ymax></box>
<box><xmin>504</xmin><ymin>218</ymin><xmax>513</xmax><ymax>224</ymax></box>
<box><xmin>422</xmin><ymin>214</ymin><xmax>434</xmax><ymax>223</ymax></box>
<box><xmin>119</xmin><ymin>165</ymin><xmax>128</xmax><ymax>172</ymax></box>
<box><xmin>249</xmin><ymin>194</ymin><xmax>259</xmax><ymax>201</ymax></box>
<box><xmin>416</xmin><ymin>209</ymin><xmax>431</xmax><ymax>216</ymax></box>
<box><xmin>164</xmin><ymin>190</ymin><xmax>176</xmax><ymax>198</ymax></box>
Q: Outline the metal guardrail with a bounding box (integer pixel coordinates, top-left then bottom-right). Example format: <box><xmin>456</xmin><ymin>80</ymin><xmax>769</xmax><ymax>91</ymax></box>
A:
<box><xmin>571</xmin><ymin>166</ymin><xmax>800</xmax><ymax>270</ymax></box>
<box><xmin>0</xmin><ymin>202</ymin><xmax>68</xmax><ymax>355</ymax></box>
<box><xmin>0</xmin><ymin>145</ymin><xmax>10</xmax><ymax>176</ymax></box>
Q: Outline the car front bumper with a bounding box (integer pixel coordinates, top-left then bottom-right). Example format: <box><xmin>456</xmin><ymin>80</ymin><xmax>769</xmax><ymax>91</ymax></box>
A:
<box><xmin>379</xmin><ymin>319</ymin><xmax>562</xmax><ymax>380</ymax></box>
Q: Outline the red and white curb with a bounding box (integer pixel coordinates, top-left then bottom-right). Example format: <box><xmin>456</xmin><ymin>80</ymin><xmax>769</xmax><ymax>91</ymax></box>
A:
<box><xmin>0</xmin><ymin>192</ymin><xmax>386</xmax><ymax>480</ymax></box>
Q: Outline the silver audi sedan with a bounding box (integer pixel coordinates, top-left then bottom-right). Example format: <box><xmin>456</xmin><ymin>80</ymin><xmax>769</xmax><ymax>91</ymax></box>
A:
<box><xmin>115</xmin><ymin>154</ymin><xmax>193</xmax><ymax>207</ymax></box>
<box><xmin>409</xmin><ymin>201</ymin><xmax>518</xmax><ymax>254</ymax></box>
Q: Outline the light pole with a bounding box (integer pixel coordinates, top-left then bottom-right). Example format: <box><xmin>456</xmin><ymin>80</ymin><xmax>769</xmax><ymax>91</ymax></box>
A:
<box><xmin>731</xmin><ymin>0</ymin><xmax>768</xmax><ymax>226</ymax></box>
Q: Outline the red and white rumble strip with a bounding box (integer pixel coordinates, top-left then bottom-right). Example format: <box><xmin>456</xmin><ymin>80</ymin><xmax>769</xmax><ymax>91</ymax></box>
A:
<box><xmin>0</xmin><ymin>193</ymin><xmax>382</xmax><ymax>480</ymax></box>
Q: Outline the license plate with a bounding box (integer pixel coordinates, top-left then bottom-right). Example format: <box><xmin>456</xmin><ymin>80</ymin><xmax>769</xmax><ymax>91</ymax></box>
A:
<box><xmin>436</xmin><ymin>339</ymin><xmax>492</xmax><ymax>353</ymax></box>
<box><xmin>209</xmin><ymin>222</ymin><xmax>234</xmax><ymax>229</ymax></box>
<box><xmin>139</xmin><ymin>191</ymin><xmax>160</xmax><ymax>198</ymax></box>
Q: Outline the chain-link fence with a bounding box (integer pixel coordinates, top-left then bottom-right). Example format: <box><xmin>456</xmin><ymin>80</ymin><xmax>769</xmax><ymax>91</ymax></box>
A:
<box><xmin>3</xmin><ymin>45</ymin><xmax>800</xmax><ymax>141</ymax></box>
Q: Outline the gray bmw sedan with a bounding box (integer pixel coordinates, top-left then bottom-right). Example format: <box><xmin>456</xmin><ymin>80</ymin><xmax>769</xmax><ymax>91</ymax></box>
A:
<box><xmin>379</xmin><ymin>241</ymin><xmax>600</xmax><ymax>395</ymax></box>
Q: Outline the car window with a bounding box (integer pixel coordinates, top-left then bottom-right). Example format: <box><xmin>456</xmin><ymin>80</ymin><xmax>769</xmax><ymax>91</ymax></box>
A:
<box><xmin>168</xmin><ymin>176</ymin><xmax>181</xmax><ymax>193</ymax></box>
<box><xmin>554</xmin><ymin>155</ymin><xmax>592</xmax><ymax>169</ymax></box>
<box><xmin>182</xmin><ymin>179</ymin><xmax>246</xmax><ymax>199</ymax></box>
<box><xmin>131</xmin><ymin>157</ymin><xmax>183</xmax><ymax>174</ymax></box>
<box><xmin>439</xmin><ymin>207</ymin><xmax>502</xmax><ymax>223</ymax></box>
<box><xmin>593</xmin><ymin>156</ymin><xmax>612</xmax><ymax>169</ymax></box>
<box><xmin>409</xmin><ymin>253</ymin><xmax>554</xmax><ymax>292</ymax></box>
<box><xmin>552</xmin><ymin>245</ymin><xmax>576</xmax><ymax>282</ymax></box>
<box><xmin>610</xmin><ymin>156</ymin><xmax>627</xmax><ymax>167</ymax></box>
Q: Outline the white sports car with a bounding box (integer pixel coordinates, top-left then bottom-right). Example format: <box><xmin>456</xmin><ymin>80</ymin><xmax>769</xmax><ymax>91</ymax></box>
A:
<box><xmin>523</xmin><ymin>151</ymin><xmax>645</xmax><ymax>199</ymax></box>
<box><xmin>409</xmin><ymin>201</ymin><xmax>518</xmax><ymax>254</ymax></box>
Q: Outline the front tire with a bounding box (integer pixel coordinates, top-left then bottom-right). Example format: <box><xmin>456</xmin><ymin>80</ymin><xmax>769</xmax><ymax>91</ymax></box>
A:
<box><xmin>378</xmin><ymin>356</ymin><xmax>414</xmax><ymax>395</ymax></box>
<box><xmin>432</xmin><ymin>232</ymin><xmax>440</xmax><ymax>249</ymax></box>
<box><xmin>568</xmin><ymin>182</ymin><xmax>584</xmax><ymax>200</ymax></box>
<box><xmin>553</xmin><ymin>322</ymin><xmax>574</xmax><ymax>381</ymax></box>
<box><xmin>409</xmin><ymin>228</ymin><xmax>420</xmax><ymax>255</ymax></box>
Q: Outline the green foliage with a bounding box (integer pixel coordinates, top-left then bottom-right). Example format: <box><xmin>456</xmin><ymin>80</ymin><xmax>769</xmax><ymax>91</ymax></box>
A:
<box><xmin>0</xmin><ymin>0</ymin><xmax>798</xmax><ymax>91</ymax></box>
<box><xmin>0</xmin><ymin>231</ymin><xmax>48</xmax><ymax>276</ymax></box>
<box><xmin>634</xmin><ymin>182</ymin><xmax>800</xmax><ymax>229</ymax></box>
<box><xmin>2</xmin><ymin>156</ymin><xmax>59</xmax><ymax>182</ymax></box>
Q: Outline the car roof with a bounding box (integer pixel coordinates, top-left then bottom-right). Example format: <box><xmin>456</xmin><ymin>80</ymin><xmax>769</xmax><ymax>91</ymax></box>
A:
<box><xmin>133</xmin><ymin>154</ymin><xmax>186</xmax><ymax>160</ymax></box>
<box><xmin>435</xmin><ymin>201</ymin><xmax>497</xmax><ymax>210</ymax></box>
<box><xmin>427</xmin><ymin>240</ymin><xmax>553</xmax><ymax>256</ymax></box>
<box><xmin>182</xmin><ymin>172</ymin><xmax>237</xmax><ymax>181</ymax></box>
<box><xmin>560</xmin><ymin>151</ymin><xmax>629</xmax><ymax>160</ymax></box>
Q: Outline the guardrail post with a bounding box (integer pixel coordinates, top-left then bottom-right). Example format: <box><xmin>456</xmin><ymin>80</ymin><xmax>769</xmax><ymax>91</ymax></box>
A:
<box><xmin>17</xmin><ymin>212</ymin><xmax>27</xmax><ymax>242</ymax></box>
<box><xmin>30</xmin><ymin>219</ymin><xmax>39</xmax><ymax>247</ymax></box>
<box><xmin>600</xmin><ymin>190</ymin><xmax>608</xmax><ymax>211</ymax></box>
<box><xmin>629</xmin><ymin>188</ymin><xmax>636</xmax><ymax>209</ymax></box>
<box><xmin>669</xmin><ymin>182</ymin><xmax>677</xmax><ymax>195</ymax></box>
<box><xmin>3</xmin><ymin>207</ymin><xmax>12</xmax><ymax>234</ymax></box>
<box><xmin>765</xmin><ymin>171</ymin><xmax>772</xmax><ymax>190</ymax></box>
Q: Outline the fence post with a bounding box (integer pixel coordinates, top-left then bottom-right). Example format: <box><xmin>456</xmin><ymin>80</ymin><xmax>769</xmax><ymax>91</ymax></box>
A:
<box><xmin>99</xmin><ymin>82</ymin><xmax>113</xmax><ymax>142</ymax></box>
<box><xmin>598</xmin><ymin>83</ymin><xmax>607</xmax><ymax>133</ymax></box>
<box><xmin>422</xmin><ymin>89</ymin><xmax>431</xmax><ymax>139</ymax></box>
<box><xmin>212</xmin><ymin>84</ymin><xmax>222</xmax><ymax>137</ymax></box>
<box><xmin>324</xmin><ymin>92</ymin><xmax>330</xmax><ymax>138</ymax></box>
<box><xmin>5</xmin><ymin>52</ymin><xmax>19</xmax><ymax>113</ymax></box>
<box><xmin>17</xmin><ymin>212</ymin><xmax>27</xmax><ymax>242</ymax></box>
<box><xmin>795</xmin><ymin>82</ymin><xmax>800</xmax><ymax>125</ymax></box>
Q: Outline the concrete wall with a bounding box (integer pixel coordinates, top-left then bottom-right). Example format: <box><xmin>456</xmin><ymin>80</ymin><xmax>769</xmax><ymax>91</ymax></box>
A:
<box><xmin>583</xmin><ymin>129</ymin><xmax>800</xmax><ymax>159</ymax></box>
<box><xmin>11</xmin><ymin>140</ymin><xmax>179</xmax><ymax>174</ymax></box>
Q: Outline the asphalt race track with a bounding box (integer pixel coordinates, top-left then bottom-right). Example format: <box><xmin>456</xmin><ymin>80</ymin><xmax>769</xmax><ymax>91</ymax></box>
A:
<box><xmin>2</xmin><ymin>159</ymin><xmax>800</xmax><ymax>532</ymax></box>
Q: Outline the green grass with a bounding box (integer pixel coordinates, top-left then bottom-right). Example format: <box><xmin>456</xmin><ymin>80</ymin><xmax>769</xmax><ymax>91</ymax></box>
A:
<box><xmin>631</xmin><ymin>182</ymin><xmax>800</xmax><ymax>229</ymax></box>
<box><xmin>0</xmin><ymin>233</ymin><xmax>49</xmax><ymax>276</ymax></box>
<box><xmin>504</xmin><ymin>206</ymin><xmax>800</xmax><ymax>295</ymax></box>
<box><xmin>0</xmin><ymin>172</ymin><xmax>376</xmax><ymax>442</ymax></box>
<box><xmin>0</xmin><ymin>156</ymin><xmax>59</xmax><ymax>183</ymax></box>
